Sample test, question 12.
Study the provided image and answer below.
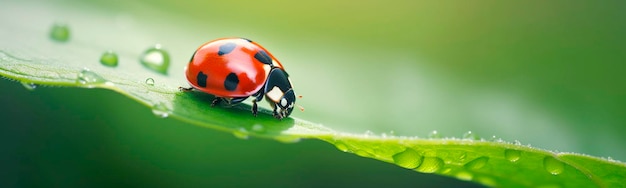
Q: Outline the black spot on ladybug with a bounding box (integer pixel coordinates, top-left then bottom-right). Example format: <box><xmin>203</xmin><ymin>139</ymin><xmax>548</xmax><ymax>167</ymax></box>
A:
<box><xmin>224</xmin><ymin>72</ymin><xmax>239</xmax><ymax>91</ymax></box>
<box><xmin>241</xmin><ymin>38</ymin><xmax>252</xmax><ymax>42</ymax></box>
<box><xmin>254</xmin><ymin>50</ymin><xmax>272</xmax><ymax>65</ymax></box>
<box><xmin>197</xmin><ymin>71</ymin><xmax>208</xmax><ymax>87</ymax></box>
<box><xmin>218</xmin><ymin>42</ymin><xmax>236</xmax><ymax>56</ymax></box>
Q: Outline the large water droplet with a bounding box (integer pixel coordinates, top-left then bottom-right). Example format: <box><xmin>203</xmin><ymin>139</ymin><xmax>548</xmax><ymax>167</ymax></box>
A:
<box><xmin>415</xmin><ymin>157</ymin><xmax>444</xmax><ymax>173</ymax></box>
<box><xmin>428</xmin><ymin>130</ymin><xmax>441</xmax><ymax>139</ymax></box>
<box><xmin>151</xmin><ymin>102</ymin><xmax>170</xmax><ymax>118</ymax></box>
<box><xmin>21</xmin><ymin>82</ymin><xmax>37</xmax><ymax>91</ymax></box>
<box><xmin>463</xmin><ymin>131</ymin><xmax>479</xmax><ymax>140</ymax></box>
<box><xmin>233</xmin><ymin>128</ymin><xmax>249</xmax><ymax>140</ymax></box>
<box><xmin>100</xmin><ymin>50</ymin><xmax>119</xmax><ymax>67</ymax></box>
<box><xmin>140</xmin><ymin>44</ymin><xmax>170</xmax><ymax>74</ymax></box>
<box><xmin>464</xmin><ymin>156</ymin><xmax>489</xmax><ymax>170</ymax></box>
<box><xmin>504</xmin><ymin>149</ymin><xmax>521</xmax><ymax>162</ymax></box>
<box><xmin>392</xmin><ymin>148</ymin><xmax>423</xmax><ymax>169</ymax></box>
<box><xmin>76</xmin><ymin>69</ymin><xmax>107</xmax><ymax>86</ymax></box>
<box><xmin>145</xmin><ymin>78</ymin><xmax>155</xmax><ymax>86</ymax></box>
<box><xmin>50</xmin><ymin>23</ymin><xmax>70</xmax><ymax>42</ymax></box>
<box><xmin>543</xmin><ymin>156</ymin><xmax>564</xmax><ymax>175</ymax></box>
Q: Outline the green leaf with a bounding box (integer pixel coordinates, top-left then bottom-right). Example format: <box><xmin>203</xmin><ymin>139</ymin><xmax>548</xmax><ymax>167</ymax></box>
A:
<box><xmin>2</xmin><ymin>1</ymin><xmax>625</xmax><ymax>187</ymax></box>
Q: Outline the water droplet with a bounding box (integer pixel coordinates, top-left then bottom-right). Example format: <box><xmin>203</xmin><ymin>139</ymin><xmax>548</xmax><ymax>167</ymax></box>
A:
<box><xmin>392</xmin><ymin>148</ymin><xmax>423</xmax><ymax>169</ymax></box>
<box><xmin>455</xmin><ymin>171</ymin><xmax>473</xmax><ymax>181</ymax></box>
<box><xmin>464</xmin><ymin>156</ymin><xmax>489</xmax><ymax>170</ymax></box>
<box><xmin>151</xmin><ymin>102</ymin><xmax>170</xmax><ymax>118</ymax></box>
<box><xmin>364</xmin><ymin>130</ymin><xmax>374</xmax><ymax>137</ymax></box>
<box><xmin>21</xmin><ymin>82</ymin><xmax>37</xmax><ymax>91</ymax></box>
<box><xmin>458</xmin><ymin>153</ymin><xmax>467</xmax><ymax>161</ymax></box>
<box><xmin>463</xmin><ymin>131</ymin><xmax>479</xmax><ymax>140</ymax></box>
<box><xmin>475</xmin><ymin>176</ymin><xmax>497</xmax><ymax>187</ymax></box>
<box><xmin>100</xmin><ymin>50</ymin><xmax>119</xmax><ymax>67</ymax></box>
<box><xmin>514</xmin><ymin>140</ymin><xmax>522</xmax><ymax>145</ymax></box>
<box><xmin>355</xmin><ymin>150</ymin><xmax>373</xmax><ymax>157</ymax></box>
<box><xmin>145</xmin><ymin>78</ymin><xmax>155</xmax><ymax>86</ymax></box>
<box><xmin>274</xmin><ymin>136</ymin><xmax>301</xmax><ymax>143</ymax></box>
<box><xmin>543</xmin><ymin>156</ymin><xmax>564</xmax><ymax>175</ymax></box>
<box><xmin>335</xmin><ymin>142</ymin><xmax>349</xmax><ymax>152</ymax></box>
<box><xmin>415</xmin><ymin>157</ymin><xmax>444</xmax><ymax>173</ymax></box>
<box><xmin>252</xmin><ymin>124</ymin><xmax>264</xmax><ymax>132</ymax></box>
<box><xmin>50</xmin><ymin>23</ymin><xmax>70</xmax><ymax>42</ymax></box>
<box><xmin>76</xmin><ymin>69</ymin><xmax>107</xmax><ymax>86</ymax></box>
<box><xmin>233</xmin><ymin>128</ymin><xmax>249</xmax><ymax>140</ymax></box>
<box><xmin>504</xmin><ymin>149</ymin><xmax>521</xmax><ymax>162</ymax></box>
<box><xmin>428</xmin><ymin>130</ymin><xmax>441</xmax><ymax>139</ymax></box>
<box><xmin>140</xmin><ymin>44</ymin><xmax>170</xmax><ymax>74</ymax></box>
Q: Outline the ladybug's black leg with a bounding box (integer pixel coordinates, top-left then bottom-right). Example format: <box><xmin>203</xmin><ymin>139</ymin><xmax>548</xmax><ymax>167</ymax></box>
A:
<box><xmin>251</xmin><ymin>95</ymin><xmax>263</xmax><ymax>117</ymax></box>
<box><xmin>178</xmin><ymin>86</ymin><xmax>194</xmax><ymax>92</ymax></box>
<box><xmin>211</xmin><ymin>97</ymin><xmax>222</xmax><ymax>107</ymax></box>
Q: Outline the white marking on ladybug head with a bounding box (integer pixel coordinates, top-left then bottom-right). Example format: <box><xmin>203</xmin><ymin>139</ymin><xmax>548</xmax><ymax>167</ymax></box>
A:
<box><xmin>266</xmin><ymin>86</ymin><xmax>283</xmax><ymax>103</ymax></box>
<box><xmin>280</xmin><ymin>98</ymin><xmax>287</xmax><ymax>107</ymax></box>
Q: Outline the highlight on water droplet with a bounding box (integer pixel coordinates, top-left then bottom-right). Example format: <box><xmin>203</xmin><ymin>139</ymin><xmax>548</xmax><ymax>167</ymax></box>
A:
<box><xmin>140</xmin><ymin>44</ymin><xmax>170</xmax><ymax>74</ymax></box>
<box><xmin>233</xmin><ymin>128</ymin><xmax>249</xmax><ymax>140</ymax></box>
<box><xmin>21</xmin><ymin>82</ymin><xmax>37</xmax><ymax>91</ymax></box>
<box><xmin>76</xmin><ymin>68</ymin><xmax>107</xmax><ymax>86</ymax></box>
<box><xmin>464</xmin><ymin>156</ymin><xmax>489</xmax><ymax>170</ymax></box>
<box><xmin>145</xmin><ymin>78</ymin><xmax>155</xmax><ymax>86</ymax></box>
<box><xmin>151</xmin><ymin>102</ymin><xmax>170</xmax><ymax>118</ymax></box>
<box><xmin>392</xmin><ymin>148</ymin><xmax>423</xmax><ymax>169</ymax></box>
<box><xmin>504</xmin><ymin>149</ymin><xmax>522</xmax><ymax>163</ymax></box>
<box><xmin>463</xmin><ymin>131</ymin><xmax>479</xmax><ymax>140</ymax></box>
<box><xmin>100</xmin><ymin>50</ymin><xmax>119</xmax><ymax>67</ymax></box>
<box><xmin>428</xmin><ymin>130</ymin><xmax>441</xmax><ymax>139</ymax></box>
<box><xmin>50</xmin><ymin>23</ymin><xmax>70</xmax><ymax>42</ymax></box>
<box><xmin>415</xmin><ymin>157</ymin><xmax>444</xmax><ymax>173</ymax></box>
<box><xmin>543</xmin><ymin>156</ymin><xmax>565</xmax><ymax>175</ymax></box>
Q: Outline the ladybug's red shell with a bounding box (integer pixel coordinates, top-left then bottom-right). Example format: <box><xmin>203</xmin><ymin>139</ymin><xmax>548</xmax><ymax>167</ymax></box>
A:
<box><xmin>185</xmin><ymin>38</ymin><xmax>284</xmax><ymax>97</ymax></box>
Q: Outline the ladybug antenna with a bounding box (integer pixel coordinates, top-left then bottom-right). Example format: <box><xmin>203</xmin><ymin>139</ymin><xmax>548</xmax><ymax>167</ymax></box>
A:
<box><xmin>296</xmin><ymin>95</ymin><xmax>304</xmax><ymax>112</ymax></box>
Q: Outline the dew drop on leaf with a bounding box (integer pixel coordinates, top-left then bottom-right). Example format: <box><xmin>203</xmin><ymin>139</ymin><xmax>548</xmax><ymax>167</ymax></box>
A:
<box><xmin>151</xmin><ymin>102</ymin><xmax>170</xmax><ymax>118</ymax></box>
<box><xmin>77</xmin><ymin>69</ymin><xmax>107</xmax><ymax>85</ymax></box>
<box><xmin>232</xmin><ymin>128</ymin><xmax>249</xmax><ymax>140</ymax></box>
<box><xmin>252</xmin><ymin>124</ymin><xmax>264</xmax><ymax>132</ymax></box>
<box><xmin>50</xmin><ymin>23</ymin><xmax>70</xmax><ymax>42</ymax></box>
<box><xmin>334</xmin><ymin>141</ymin><xmax>349</xmax><ymax>152</ymax></box>
<box><xmin>428</xmin><ymin>130</ymin><xmax>441</xmax><ymax>139</ymax></box>
<box><xmin>463</xmin><ymin>131</ymin><xmax>479</xmax><ymax>140</ymax></box>
<box><xmin>455</xmin><ymin>171</ymin><xmax>473</xmax><ymax>181</ymax></box>
<box><xmin>20</xmin><ymin>82</ymin><xmax>37</xmax><ymax>91</ymax></box>
<box><xmin>415</xmin><ymin>157</ymin><xmax>444</xmax><ymax>173</ymax></box>
<box><xmin>504</xmin><ymin>149</ymin><xmax>521</xmax><ymax>163</ymax></box>
<box><xmin>145</xmin><ymin>78</ymin><xmax>155</xmax><ymax>86</ymax></box>
<box><xmin>100</xmin><ymin>50</ymin><xmax>119</xmax><ymax>67</ymax></box>
<box><xmin>274</xmin><ymin>135</ymin><xmax>301</xmax><ymax>143</ymax></box>
<box><xmin>464</xmin><ymin>156</ymin><xmax>489</xmax><ymax>170</ymax></box>
<box><xmin>140</xmin><ymin>44</ymin><xmax>170</xmax><ymax>74</ymax></box>
<box><xmin>543</xmin><ymin>156</ymin><xmax>565</xmax><ymax>175</ymax></box>
<box><xmin>392</xmin><ymin>148</ymin><xmax>423</xmax><ymax>169</ymax></box>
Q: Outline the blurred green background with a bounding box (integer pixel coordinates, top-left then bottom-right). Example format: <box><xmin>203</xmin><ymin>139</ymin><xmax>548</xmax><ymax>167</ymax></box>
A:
<box><xmin>2</xmin><ymin>0</ymin><xmax>625</xmax><ymax>187</ymax></box>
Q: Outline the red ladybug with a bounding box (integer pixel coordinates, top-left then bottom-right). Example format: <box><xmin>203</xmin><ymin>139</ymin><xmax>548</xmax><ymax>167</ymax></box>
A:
<box><xmin>184</xmin><ymin>38</ymin><xmax>296</xmax><ymax>119</ymax></box>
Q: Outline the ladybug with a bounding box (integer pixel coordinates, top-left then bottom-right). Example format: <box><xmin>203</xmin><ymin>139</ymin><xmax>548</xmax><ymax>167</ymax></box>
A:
<box><xmin>183</xmin><ymin>38</ymin><xmax>296</xmax><ymax>119</ymax></box>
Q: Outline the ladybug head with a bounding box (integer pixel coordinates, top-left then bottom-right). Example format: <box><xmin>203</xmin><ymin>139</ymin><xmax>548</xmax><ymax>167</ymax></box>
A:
<box><xmin>263</xmin><ymin>68</ymin><xmax>296</xmax><ymax>119</ymax></box>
